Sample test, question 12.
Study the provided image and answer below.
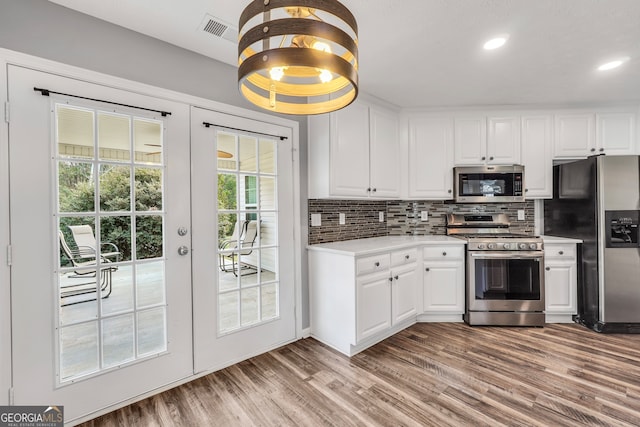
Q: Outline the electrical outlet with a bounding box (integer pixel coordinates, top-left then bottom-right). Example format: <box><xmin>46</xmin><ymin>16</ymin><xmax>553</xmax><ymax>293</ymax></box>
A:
<box><xmin>421</xmin><ymin>211</ymin><xmax>429</xmax><ymax>221</ymax></box>
<box><xmin>379</xmin><ymin>211</ymin><xmax>385</xmax><ymax>222</ymax></box>
<box><xmin>339</xmin><ymin>213</ymin><xmax>346</xmax><ymax>225</ymax></box>
<box><xmin>517</xmin><ymin>210</ymin><xmax>525</xmax><ymax>221</ymax></box>
<box><xmin>311</xmin><ymin>213</ymin><xmax>321</xmax><ymax>227</ymax></box>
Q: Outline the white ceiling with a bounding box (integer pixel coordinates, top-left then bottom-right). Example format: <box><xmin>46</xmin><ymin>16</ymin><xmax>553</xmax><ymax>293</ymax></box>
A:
<box><xmin>49</xmin><ymin>0</ymin><xmax>640</xmax><ymax>109</ymax></box>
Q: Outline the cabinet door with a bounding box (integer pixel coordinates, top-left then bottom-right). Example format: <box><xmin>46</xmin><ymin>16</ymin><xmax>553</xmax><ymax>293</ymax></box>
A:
<box><xmin>521</xmin><ymin>115</ymin><xmax>552</xmax><ymax>198</ymax></box>
<box><xmin>408</xmin><ymin>116</ymin><xmax>454</xmax><ymax>198</ymax></box>
<box><xmin>554</xmin><ymin>113</ymin><xmax>595</xmax><ymax>158</ymax></box>
<box><xmin>369</xmin><ymin>106</ymin><xmax>400</xmax><ymax>197</ymax></box>
<box><xmin>487</xmin><ymin>116</ymin><xmax>521</xmax><ymax>164</ymax></box>
<box><xmin>423</xmin><ymin>262</ymin><xmax>464</xmax><ymax>313</ymax></box>
<box><xmin>356</xmin><ymin>271</ymin><xmax>392</xmax><ymax>342</ymax></box>
<box><xmin>597</xmin><ymin>113</ymin><xmax>636</xmax><ymax>155</ymax></box>
<box><xmin>454</xmin><ymin>117</ymin><xmax>487</xmax><ymax>165</ymax></box>
<box><xmin>330</xmin><ymin>101</ymin><xmax>371</xmax><ymax>197</ymax></box>
<box><xmin>391</xmin><ymin>264</ymin><xmax>418</xmax><ymax>324</ymax></box>
<box><xmin>545</xmin><ymin>263</ymin><xmax>577</xmax><ymax>314</ymax></box>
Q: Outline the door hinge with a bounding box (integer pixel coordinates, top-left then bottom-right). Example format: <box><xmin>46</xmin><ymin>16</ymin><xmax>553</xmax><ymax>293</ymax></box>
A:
<box><xmin>4</xmin><ymin>102</ymin><xmax>9</xmax><ymax>123</ymax></box>
<box><xmin>6</xmin><ymin>245</ymin><xmax>12</xmax><ymax>266</ymax></box>
<box><xmin>8</xmin><ymin>387</ymin><xmax>14</xmax><ymax>405</ymax></box>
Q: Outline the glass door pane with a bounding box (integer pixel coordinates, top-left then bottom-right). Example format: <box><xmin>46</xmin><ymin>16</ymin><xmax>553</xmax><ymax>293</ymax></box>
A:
<box><xmin>55</xmin><ymin>104</ymin><xmax>168</xmax><ymax>382</ymax></box>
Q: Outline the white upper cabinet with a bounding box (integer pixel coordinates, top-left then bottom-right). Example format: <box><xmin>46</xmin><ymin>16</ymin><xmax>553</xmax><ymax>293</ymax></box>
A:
<box><xmin>454</xmin><ymin>116</ymin><xmax>520</xmax><ymax>165</ymax></box>
<box><xmin>308</xmin><ymin>99</ymin><xmax>400</xmax><ymax>199</ymax></box>
<box><xmin>521</xmin><ymin>115</ymin><xmax>553</xmax><ymax>198</ymax></box>
<box><xmin>369</xmin><ymin>106</ymin><xmax>401</xmax><ymax>198</ymax></box>
<box><xmin>487</xmin><ymin>116</ymin><xmax>521</xmax><ymax>164</ymax></box>
<box><xmin>453</xmin><ymin>117</ymin><xmax>487</xmax><ymax>165</ymax></box>
<box><xmin>554</xmin><ymin>111</ymin><xmax>636</xmax><ymax>158</ymax></box>
<box><xmin>597</xmin><ymin>112</ymin><xmax>637</xmax><ymax>155</ymax></box>
<box><xmin>408</xmin><ymin>116</ymin><xmax>454</xmax><ymax>199</ymax></box>
<box><xmin>330</xmin><ymin>100</ymin><xmax>371</xmax><ymax>197</ymax></box>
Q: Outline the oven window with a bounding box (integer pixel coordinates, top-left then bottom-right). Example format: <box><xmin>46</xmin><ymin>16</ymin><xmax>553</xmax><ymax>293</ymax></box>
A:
<box><xmin>474</xmin><ymin>258</ymin><xmax>541</xmax><ymax>300</ymax></box>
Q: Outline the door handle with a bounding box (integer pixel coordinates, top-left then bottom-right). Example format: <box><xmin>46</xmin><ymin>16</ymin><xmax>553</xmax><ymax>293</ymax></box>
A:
<box><xmin>178</xmin><ymin>246</ymin><xmax>189</xmax><ymax>256</ymax></box>
<box><xmin>177</xmin><ymin>227</ymin><xmax>188</xmax><ymax>236</ymax></box>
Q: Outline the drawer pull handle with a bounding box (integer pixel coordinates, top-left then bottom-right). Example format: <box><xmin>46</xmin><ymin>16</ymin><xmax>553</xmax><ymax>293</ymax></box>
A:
<box><xmin>558</xmin><ymin>251</ymin><xmax>564</xmax><ymax>255</ymax></box>
<box><xmin>375</xmin><ymin>262</ymin><xmax>380</xmax><ymax>267</ymax></box>
<box><xmin>546</xmin><ymin>267</ymin><xmax>551</xmax><ymax>271</ymax></box>
<box><xmin>442</xmin><ymin>252</ymin><xmax>447</xmax><ymax>256</ymax></box>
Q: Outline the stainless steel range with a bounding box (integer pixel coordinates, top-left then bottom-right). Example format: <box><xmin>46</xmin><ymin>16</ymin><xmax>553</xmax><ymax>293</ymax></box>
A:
<box><xmin>446</xmin><ymin>213</ymin><xmax>545</xmax><ymax>326</ymax></box>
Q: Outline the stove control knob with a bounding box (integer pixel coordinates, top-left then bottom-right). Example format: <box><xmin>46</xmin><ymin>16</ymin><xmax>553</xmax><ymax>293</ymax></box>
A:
<box><xmin>529</xmin><ymin>243</ymin><xmax>538</xmax><ymax>250</ymax></box>
<box><xmin>487</xmin><ymin>243</ymin><xmax>496</xmax><ymax>249</ymax></box>
<box><xmin>477</xmin><ymin>243</ymin><xmax>486</xmax><ymax>249</ymax></box>
<box><xmin>503</xmin><ymin>243</ymin><xmax>511</xmax><ymax>249</ymax></box>
<box><xmin>519</xmin><ymin>243</ymin><xmax>527</xmax><ymax>249</ymax></box>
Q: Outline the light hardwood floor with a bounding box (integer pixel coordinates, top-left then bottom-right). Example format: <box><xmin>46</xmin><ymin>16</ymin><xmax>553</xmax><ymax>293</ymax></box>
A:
<box><xmin>80</xmin><ymin>323</ymin><xmax>640</xmax><ymax>426</ymax></box>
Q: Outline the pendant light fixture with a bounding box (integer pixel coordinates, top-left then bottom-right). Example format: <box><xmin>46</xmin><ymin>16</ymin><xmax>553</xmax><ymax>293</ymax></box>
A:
<box><xmin>238</xmin><ymin>0</ymin><xmax>358</xmax><ymax>115</ymax></box>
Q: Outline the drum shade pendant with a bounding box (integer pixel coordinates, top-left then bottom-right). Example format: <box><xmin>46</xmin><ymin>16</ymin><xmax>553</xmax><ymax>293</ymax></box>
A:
<box><xmin>238</xmin><ymin>0</ymin><xmax>359</xmax><ymax>115</ymax></box>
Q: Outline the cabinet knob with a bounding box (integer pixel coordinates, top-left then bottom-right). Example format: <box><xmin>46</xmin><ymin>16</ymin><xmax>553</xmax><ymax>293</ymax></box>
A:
<box><xmin>442</xmin><ymin>252</ymin><xmax>447</xmax><ymax>256</ymax></box>
<box><xmin>558</xmin><ymin>251</ymin><xmax>564</xmax><ymax>255</ymax></box>
<box><xmin>599</xmin><ymin>148</ymin><xmax>604</xmax><ymax>152</ymax></box>
<box><xmin>525</xmin><ymin>188</ymin><xmax>529</xmax><ymax>193</ymax></box>
<box><xmin>388</xmin><ymin>277</ymin><xmax>393</xmax><ymax>282</ymax></box>
<box><xmin>366</xmin><ymin>188</ymin><xmax>371</xmax><ymax>192</ymax></box>
<box><xmin>546</xmin><ymin>267</ymin><xmax>551</xmax><ymax>271</ymax></box>
<box><xmin>394</xmin><ymin>275</ymin><xmax>399</xmax><ymax>280</ymax></box>
<box><xmin>448</xmin><ymin>189</ymin><xmax>452</xmax><ymax>194</ymax></box>
<box><xmin>375</xmin><ymin>261</ymin><xmax>380</xmax><ymax>267</ymax></box>
<box><xmin>425</xmin><ymin>268</ymin><xmax>430</xmax><ymax>272</ymax></box>
<box><xmin>405</xmin><ymin>254</ymin><xmax>410</xmax><ymax>260</ymax></box>
<box><xmin>481</xmin><ymin>156</ymin><xmax>486</xmax><ymax>161</ymax></box>
<box><xmin>590</xmin><ymin>148</ymin><xmax>596</xmax><ymax>152</ymax></box>
<box><xmin>489</xmin><ymin>156</ymin><xmax>494</xmax><ymax>161</ymax></box>
<box><xmin>372</xmin><ymin>188</ymin><xmax>377</xmax><ymax>193</ymax></box>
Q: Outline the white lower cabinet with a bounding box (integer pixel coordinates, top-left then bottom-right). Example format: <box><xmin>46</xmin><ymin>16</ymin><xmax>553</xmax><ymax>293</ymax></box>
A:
<box><xmin>310</xmin><ymin>246</ymin><xmax>419</xmax><ymax>356</ymax></box>
<box><xmin>544</xmin><ymin>242</ymin><xmax>578</xmax><ymax>323</ymax></box>
<box><xmin>420</xmin><ymin>245</ymin><xmax>465</xmax><ymax>322</ymax></box>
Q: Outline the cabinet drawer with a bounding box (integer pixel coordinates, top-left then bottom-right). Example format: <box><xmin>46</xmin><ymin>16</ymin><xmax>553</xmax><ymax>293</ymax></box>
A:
<box><xmin>356</xmin><ymin>253</ymin><xmax>390</xmax><ymax>276</ymax></box>
<box><xmin>423</xmin><ymin>245</ymin><xmax>464</xmax><ymax>260</ymax></box>
<box><xmin>391</xmin><ymin>248</ymin><xmax>418</xmax><ymax>267</ymax></box>
<box><xmin>544</xmin><ymin>244</ymin><xmax>576</xmax><ymax>260</ymax></box>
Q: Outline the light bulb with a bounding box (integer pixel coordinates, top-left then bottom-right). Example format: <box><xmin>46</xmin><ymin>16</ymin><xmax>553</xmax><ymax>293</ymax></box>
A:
<box><xmin>312</xmin><ymin>41</ymin><xmax>332</xmax><ymax>53</ymax></box>
<box><xmin>598</xmin><ymin>57</ymin><xmax>630</xmax><ymax>71</ymax></box>
<box><xmin>269</xmin><ymin>67</ymin><xmax>285</xmax><ymax>81</ymax></box>
<box><xmin>319</xmin><ymin>69</ymin><xmax>333</xmax><ymax>83</ymax></box>
<box><xmin>483</xmin><ymin>36</ymin><xmax>509</xmax><ymax>50</ymax></box>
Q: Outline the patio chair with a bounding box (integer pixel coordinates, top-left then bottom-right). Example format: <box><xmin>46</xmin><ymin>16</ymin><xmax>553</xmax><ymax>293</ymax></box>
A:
<box><xmin>219</xmin><ymin>219</ymin><xmax>259</xmax><ymax>276</ymax></box>
<box><xmin>68</xmin><ymin>224</ymin><xmax>121</xmax><ymax>263</ymax></box>
<box><xmin>58</xmin><ymin>230</ymin><xmax>116</xmax><ymax>306</ymax></box>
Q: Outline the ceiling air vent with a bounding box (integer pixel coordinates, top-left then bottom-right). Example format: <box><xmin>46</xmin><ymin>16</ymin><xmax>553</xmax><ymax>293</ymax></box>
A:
<box><xmin>200</xmin><ymin>14</ymin><xmax>237</xmax><ymax>43</ymax></box>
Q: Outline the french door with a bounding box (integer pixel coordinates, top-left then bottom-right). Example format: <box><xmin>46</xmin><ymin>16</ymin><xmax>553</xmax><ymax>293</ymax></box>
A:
<box><xmin>8</xmin><ymin>66</ymin><xmax>193</xmax><ymax>422</ymax></box>
<box><xmin>191</xmin><ymin>107</ymin><xmax>296</xmax><ymax>372</ymax></box>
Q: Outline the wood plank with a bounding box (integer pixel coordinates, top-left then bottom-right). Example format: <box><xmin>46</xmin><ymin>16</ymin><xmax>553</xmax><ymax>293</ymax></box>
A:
<box><xmin>80</xmin><ymin>323</ymin><xmax>640</xmax><ymax>426</ymax></box>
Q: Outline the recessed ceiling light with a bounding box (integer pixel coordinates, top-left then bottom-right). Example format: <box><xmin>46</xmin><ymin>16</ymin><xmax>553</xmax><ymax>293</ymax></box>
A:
<box><xmin>597</xmin><ymin>57</ymin><xmax>630</xmax><ymax>71</ymax></box>
<box><xmin>483</xmin><ymin>35</ymin><xmax>509</xmax><ymax>50</ymax></box>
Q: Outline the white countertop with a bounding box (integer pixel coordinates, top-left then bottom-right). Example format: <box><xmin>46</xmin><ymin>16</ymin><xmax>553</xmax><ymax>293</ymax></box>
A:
<box><xmin>540</xmin><ymin>235</ymin><xmax>583</xmax><ymax>244</ymax></box>
<box><xmin>308</xmin><ymin>235</ymin><xmax>465</xmax><ymax>256</ymax></box>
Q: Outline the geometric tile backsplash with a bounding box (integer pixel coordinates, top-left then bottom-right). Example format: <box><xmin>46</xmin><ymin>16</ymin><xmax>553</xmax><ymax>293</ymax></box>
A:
<box><xmin>308</xmin><ymin>199</ymin><xmax>535</xmax><ymax>245</ymax></box>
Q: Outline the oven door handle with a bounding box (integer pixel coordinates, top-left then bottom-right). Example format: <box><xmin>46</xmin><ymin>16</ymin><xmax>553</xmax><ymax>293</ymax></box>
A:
<box><xmin>469</xmin><ymin>251</ymin><xmax>543</xmax><ymax>260</ymax></box>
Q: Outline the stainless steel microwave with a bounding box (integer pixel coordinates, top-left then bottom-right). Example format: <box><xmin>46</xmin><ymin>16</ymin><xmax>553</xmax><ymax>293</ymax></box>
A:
<box><xmin>454</xmin><ymin>165</ymin><xmax>525</xmax><ymax>203</ymax></box>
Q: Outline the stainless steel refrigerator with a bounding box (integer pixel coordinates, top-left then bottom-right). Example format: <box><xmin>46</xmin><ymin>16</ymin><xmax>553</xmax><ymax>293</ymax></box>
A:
<box><xmin>544</xmin><ymin>155</ymin><xmax>640</xmax><ymax>333</ymax></box>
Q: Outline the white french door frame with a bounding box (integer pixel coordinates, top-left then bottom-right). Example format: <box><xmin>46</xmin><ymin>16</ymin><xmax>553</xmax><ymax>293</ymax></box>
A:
<box><xmin>0</xmin><ymin>48</ymin><xmax>302</xmax><ymax>423</ymax></box>
<box><xmin>0</xmin><ymin>53</ymin><xmax>12</xmax><ymax>406</ymax></box>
